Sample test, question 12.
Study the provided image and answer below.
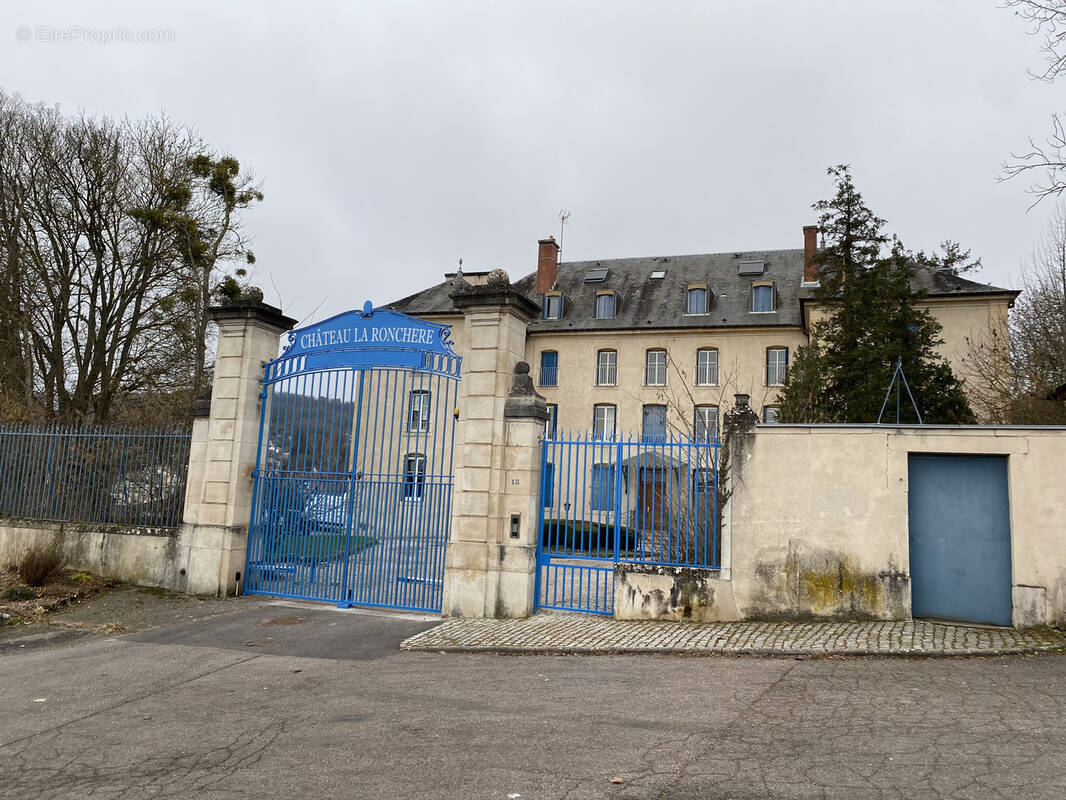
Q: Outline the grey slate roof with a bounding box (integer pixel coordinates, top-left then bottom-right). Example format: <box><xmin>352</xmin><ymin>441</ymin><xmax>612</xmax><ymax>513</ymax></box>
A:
<box><xmin>388</xmin><ymin>248</ymin><xmax>1017</xmax><ymax>332</ymax></box>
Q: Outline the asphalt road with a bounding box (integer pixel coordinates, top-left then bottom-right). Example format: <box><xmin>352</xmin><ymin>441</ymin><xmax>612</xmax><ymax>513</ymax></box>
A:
<box><xmin>2</xmin><ymin>600</ymin><xmax>1066</xmax><ymax>799</ymax></box>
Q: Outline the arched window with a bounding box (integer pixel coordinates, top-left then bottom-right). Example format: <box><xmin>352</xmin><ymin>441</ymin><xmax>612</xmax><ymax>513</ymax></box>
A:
<box><xmin>696</xmin><ymin>348</ymin><xmax>718</xmax><ymax>386</ymax></box>
<box><xmin>751</xmin><ymin>282</ymin><xmax>775</xmax><ymax>313</ymax></box>
<box><xmin>596</xmin><ymin>349</ymin><xmax>617</xmax><ymax>385</ymax></box>
<box><xmin>403</xmin><ymin>454</ymin><xmax>426</xmax><ymax>501</ymax></box>
<box><xmin>687</xmin><ymin>286</ymin><xmax>708</xmax><ymax>315</ymax></box>
<box><xmin>595</xmin><ymin>292</ymin><xmax>616</xmax><ymax>319</ymax></box>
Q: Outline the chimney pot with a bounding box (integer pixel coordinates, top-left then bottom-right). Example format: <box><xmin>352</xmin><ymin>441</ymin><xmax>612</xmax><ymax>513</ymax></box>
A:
<box><xmin>536</xmin><ymin>236</ymin><xmax>560</xmax><ymax>294</ymax></box>
<box><xmin>803</xmin><ymin>225</ymin><xmax>819</xmax><ymax>283</ymax></box>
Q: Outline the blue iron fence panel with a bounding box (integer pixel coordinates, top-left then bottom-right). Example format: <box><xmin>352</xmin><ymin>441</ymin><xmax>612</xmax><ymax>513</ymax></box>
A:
<box><xmin>0</xmin><ymin>423</ymin><xmax>191</xmax><ymax>528</ymax></box>
<box><xmin>536</xmin><ymin>430</ymin><xmax>720</xmax><ymax>615</ymax></box>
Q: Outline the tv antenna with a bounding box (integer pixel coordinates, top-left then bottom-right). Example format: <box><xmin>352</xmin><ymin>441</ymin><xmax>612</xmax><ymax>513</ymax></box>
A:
<box><xmin>877</xmin><ymin>357</ymin><xmax>922</xmax><ymax>424</ymax></box>
<box><xmin>558</xmin><ymin>209</ymin><xmax>571</xmax><ymax>250</ymax></box>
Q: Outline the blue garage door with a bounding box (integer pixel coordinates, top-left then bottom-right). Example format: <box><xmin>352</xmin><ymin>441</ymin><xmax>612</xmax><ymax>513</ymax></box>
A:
<box><xmin>908</xmin><ymin>454</ymin><xmax>1012</xmax><ymax>626</ymax></box>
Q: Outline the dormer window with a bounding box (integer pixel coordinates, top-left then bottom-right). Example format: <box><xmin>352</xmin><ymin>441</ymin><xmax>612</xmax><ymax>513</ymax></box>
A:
<box><xmin>594</xmin><ymin>291</ymin><xmax>616</xmax><ymax>319</ymax></box>
<box><xmin>686</xmin><ymin>286</ymin><xmax>708</xmax><ymax>315</ymax></box>
<box><xmin>543</xmin><ymin>293</ymin><xmax>563</xmax><ymax>319</ymax></box>
<box><xmin>750</xmin><ymin>282</ymin><xmax>775</xmax><ymax>313</ymax></box>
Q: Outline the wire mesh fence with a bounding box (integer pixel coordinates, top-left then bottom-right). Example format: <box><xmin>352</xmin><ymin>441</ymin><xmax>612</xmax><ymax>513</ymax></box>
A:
<box><xmin>0</xmin><ymin>423</ymin><xmax>191</xmax><ymax>528</ymax></box>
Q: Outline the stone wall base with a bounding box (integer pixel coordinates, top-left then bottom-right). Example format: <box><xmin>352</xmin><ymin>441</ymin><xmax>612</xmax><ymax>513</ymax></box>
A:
<box><xmin>614</xmin><ymin>565</ymin><xmax>742</xmax><ymax>622</ymax></box>
<box><xmin>0</xmin><ymin>519</ymin><xmax>185</xmax><ymax>591</ymax></box>
<box><xmin>442</xmin><ymin>540</ymin><xmax>537</xmax><ymax>618</ymax></box>
<box><xmin>0</xmin><ymin>519</ymin><xmax>248</xmax><ymax>598</ymax></box>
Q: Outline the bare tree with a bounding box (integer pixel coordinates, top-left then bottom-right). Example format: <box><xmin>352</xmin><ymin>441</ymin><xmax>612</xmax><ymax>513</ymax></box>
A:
<box><xmin>0</xmin><ymin>91</ymin><xmax>262</xmax><ymax>422</ymax></box>
<box><xmin>964</xmin><ymin>203</ymin><xmax>1066</xmax><ymax>422</ymax></box>
<box><xmin>1003</xmin><ymin>1</ymin><xmax>1066</xmax><ymax>202</ymax></box>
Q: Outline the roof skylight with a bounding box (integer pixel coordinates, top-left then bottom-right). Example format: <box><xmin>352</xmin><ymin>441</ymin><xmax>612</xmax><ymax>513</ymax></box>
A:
<box><xmin>650</xmin><ymin>270</ymin><xmax>666</xmax><ymax>279</ymax></box>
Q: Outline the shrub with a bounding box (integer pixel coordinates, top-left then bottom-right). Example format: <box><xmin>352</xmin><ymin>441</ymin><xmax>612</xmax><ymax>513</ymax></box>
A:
<box><xmin>14</xmin><ymin>535</ymin><xmax>64</xmax><ymax>587</ymax></box>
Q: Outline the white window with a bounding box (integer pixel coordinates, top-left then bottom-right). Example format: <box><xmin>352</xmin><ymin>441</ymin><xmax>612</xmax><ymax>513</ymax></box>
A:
<box><xmin>592</xmin><ymin>404</ymin><xmax>616</xmax><ymax>440</ymax></box>
<box><xmin>766</xmin><ymin>347</ymin><xmax>788</xmax><ymax>386</ymax></box>
<box><xmin>751</xmin><ymin>283</ymin><xmax>774</xmax><ymax>313</ymax></box>
<box><xmin>694</xmin><ymin>405</ymin><xmax>718</xmax><ymax>441</ymax></box>
<box><xmin>408</xmin><ymin>390</ymin><xmax>431</xmax><ymax>432</ymax></box>
<box><xmin>696</xmin><ymin>348</ymin><xmax>718</xmax><ymax>386</ymax></box>
<box><xmin>546</xmin><ymin>404</ymin><xmax>558</xmax><ymax>437</ymax></box>
<box><xmin>543</xmin><ymin>294</ymin><xmax>562</xmax><ymax>319</ymax></box>
<box><xmin>595</xmin><ymin>293</ymin><xmax>615</xmax><ymax>319</ymax></box>
<box><xmin>645</xmin><ymin>349</ymin><xmax>667</xmax><ymax>386</ymax></box>
<box><xmin>403</xmin><ymin>454</ymin><xmax>426</xmax><ymax>501</ymax></box>
<box><xmin>596</xmin><ymin>350</ymin><xmax>617</xmax><ymax>386</ymax></box>
<box><xmin>686</xmin><ymin>287</ymin><xmax>708</xmax><ymax>315</ymax></box>
<box><xmin>763</xmin><ymin>406</ymin><xmax>781</xmax><ymax>424</ymax></box>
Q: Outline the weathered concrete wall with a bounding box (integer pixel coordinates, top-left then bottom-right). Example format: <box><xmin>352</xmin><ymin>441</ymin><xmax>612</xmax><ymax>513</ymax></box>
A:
<box><xmin>614</xmin><ymin>565</ymin><xmax>741</xmax><ymax>622</ymax></box>
<box><xmin>726</xmin><ymin>425</ymin><xmax>1066</xmax><ymax>626</ymax></box>
<box><xmin>0</xmin><ymin>520</ymin><xmax>187</xmax><ymax>590</ymax></box>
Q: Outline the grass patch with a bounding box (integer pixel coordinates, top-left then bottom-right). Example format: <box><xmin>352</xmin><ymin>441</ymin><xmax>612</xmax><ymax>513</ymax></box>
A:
<box><xmin>2</xmin><ymin>585</ymin><xmax>36</xmax><ymax>601</ymax></box>
<box><xmin>12</xmin><ymin>534</ymin><xmax>64</xmax><ymax>587</ymax></box>
<box><xmin>266</xmin><ymin>534</ymin><xmax>376</xmax><ymax>562</ymax></box>
<box><xmin>541</xmin><ymin>519</ymin><xmax>636</xmax><ymax>556</ymax></box>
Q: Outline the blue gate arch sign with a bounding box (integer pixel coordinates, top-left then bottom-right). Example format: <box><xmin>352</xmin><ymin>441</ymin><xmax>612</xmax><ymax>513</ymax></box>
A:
<box><xmin>246</xmin><ymin>300</ymin><xmax>462</xmax><ymax>614</ymax></box>
<box><xmin>270</xmin><ymin>300</ymin><xmax>461</xmax><ymax>381</ymax></box>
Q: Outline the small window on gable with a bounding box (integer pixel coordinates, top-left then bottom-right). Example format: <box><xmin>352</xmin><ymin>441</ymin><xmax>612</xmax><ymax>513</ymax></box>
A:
<box><xmin>595</xmin><ymin>291</ymin><xmax>616</xmax><ymax>319</ymax></box>
<box><xmin>543</xmin><ymin>293</ymin><xmax>563</xmax><ymax>319</ymax></box>
<box><xmin>751</xmin><ymin>282</ymin><xmax>775</xmax><ymax>313</ymax></box>
<box><xmin>686</xmin><ymin>285</ymin><xmax>708</xmax><ymax>315</ymax></box>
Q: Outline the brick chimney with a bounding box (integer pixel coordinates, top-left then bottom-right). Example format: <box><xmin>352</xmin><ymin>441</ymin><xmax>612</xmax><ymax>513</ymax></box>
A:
<box><xmin>802</xmin><ymin>225</ymin><xmax>819</xmax><ymax>283</ymax></box>
<box><xmin>536</xmin><ymin>236</ymin><xmax>560</xmax><ymax>294</ymax></box>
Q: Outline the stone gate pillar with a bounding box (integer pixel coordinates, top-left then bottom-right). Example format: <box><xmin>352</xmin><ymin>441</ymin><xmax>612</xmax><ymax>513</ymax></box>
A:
<box><xmin>442</xmin><ymin>275</ymin><xmax>544</xmax><ymax>617</ymax></box>
<box><xmin>178</xmin><ymin>300</ymin><xmax>296</xmax><ymax>596</ymax></box>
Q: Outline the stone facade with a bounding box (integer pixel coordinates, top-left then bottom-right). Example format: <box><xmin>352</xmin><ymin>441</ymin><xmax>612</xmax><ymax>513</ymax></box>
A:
<box><xmin>179</xmin><ymin>302</ymin><xmax>295</xmax><ymax>596</ymax></box>
<box><xmin>441</xmin><ymin>284</ymin><xmax>546</xmax><ymax>617</ymax></box>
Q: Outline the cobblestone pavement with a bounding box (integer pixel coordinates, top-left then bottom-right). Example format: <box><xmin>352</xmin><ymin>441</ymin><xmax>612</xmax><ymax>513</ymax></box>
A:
<box><xmin>401</xmin><ymin>613</ymin><xmax>1066</xmax><ymax>655</ymax></box>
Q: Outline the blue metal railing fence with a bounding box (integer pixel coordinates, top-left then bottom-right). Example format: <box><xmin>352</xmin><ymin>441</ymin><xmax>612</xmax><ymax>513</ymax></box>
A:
<box><xmin>0</xmin><ymin>423</ymin><xmax>192</xmax><ymax>528</ymax></box>
<box><xmin>536</xmin><ymin>430</ymin><xmax>720</xmax><ymax>614</ymax></box>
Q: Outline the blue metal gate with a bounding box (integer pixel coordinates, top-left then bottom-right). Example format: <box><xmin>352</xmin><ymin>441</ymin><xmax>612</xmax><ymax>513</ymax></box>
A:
<box><xmin>908</xmin><ymin>454</ymin><xmax>1012</xmax><ymax>626</ymax></box>
<box><xmin>536</xmin><ymin>432</ymin><xmax>720</xmax><ymax>615</ymax></box>
<box><xmin>245</xmin><ymin>302</ymin><xmax>461</xmax><ymax>613</ymax></box>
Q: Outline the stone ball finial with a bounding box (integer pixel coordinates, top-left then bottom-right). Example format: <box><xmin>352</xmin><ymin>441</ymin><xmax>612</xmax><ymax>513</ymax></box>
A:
<box><xmin>243</xmin><ymin>286</ymin><xmax>265</xmax><ymax>303</ymax></box>
<box><xmin>486</xmin><ymin>268</ymin><xmax>510</xmax><ymax>287</ymax></box>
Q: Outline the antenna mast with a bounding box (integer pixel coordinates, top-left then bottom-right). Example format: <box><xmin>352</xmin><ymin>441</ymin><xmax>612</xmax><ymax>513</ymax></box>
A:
<box><xmin>558</xmin><ymin>209</ymin><xmax>571</xmax><ymax>250</ymax></box>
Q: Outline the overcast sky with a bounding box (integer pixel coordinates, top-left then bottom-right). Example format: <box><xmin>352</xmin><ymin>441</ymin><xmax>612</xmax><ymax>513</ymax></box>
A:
<box><xmin>2</xmin><ymin>1</ymin><xmax>1061</xmax><ymax>324</ymax></box>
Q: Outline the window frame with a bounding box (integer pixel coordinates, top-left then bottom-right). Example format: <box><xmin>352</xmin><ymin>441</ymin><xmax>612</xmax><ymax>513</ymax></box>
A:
<box><xmin>594</xmin><ymin>291</ymin><xmax>616</xmax><ymax>320</ymax></box>
<box><xmin>590</xmin><ymin>463</ymin><xmax>615</xmax><ymax>511</ymax></box>
<box><xmin>543</xmin><ymin>293</ymin><xmax>563</xmax><ymax>320</ymax></box>
<box><xmin>596</xmin><ymin>349</ymin><xmax>617</xmax><ymax>386</ymax></box>
<box><xmin>402</xmin><ymin>453</ymin><xmax>426</xmax><ymax>501</ymax></box>
<box><xmin>539</xmin><ymin>350</ymin><xmax>558</xmax><ymax>387</ymax></box>
<box><xmin>750</xmin><ymin>281</ymin><xmax>775</xmax><ymax>313</ymax></box>
<box><xmin>592</xmin><ymin>404</ymin><xmax>617</xmax><ymax>440</ymax></box>
<box><xmin>766</xmin><ymin>346</ymin><xmax>789</xmax><ymax>386</ymax></box>
<box><xmin>642</xmin><ymin>403</ymin><xmax>667</xmax><ymax>442</ymax></box>
<box><xmin>686</xmin><ymin>285</ymin><xmax>709</xmax><ymax>315</ymax></box>
<box><xmin>762</xmin><ymin>406</ymin><xmax>781</xmax><ymax>424</ymax></box>
<box><xmin>407</xmin><ymin>389</ymin><xmax>431</xmax><ymax>433</ymax></box>
<box><xmin>645</xmin><ymin>349</ymin><xmax>667</xmax><ymax>386</ymax></box>
<box><xmin>546</xmin><ymin>403</ymin><xmax>558</xmax><ymax>438</ymax></box>
<box><xmin>694</xmin><ymin>405</ymin><xmax>719</xmax><ymax>442</ymax></box>
<box><xmin>695</xmin><ymin>348</ymin><xmax>719</xmax><ymax>386</ymax></box>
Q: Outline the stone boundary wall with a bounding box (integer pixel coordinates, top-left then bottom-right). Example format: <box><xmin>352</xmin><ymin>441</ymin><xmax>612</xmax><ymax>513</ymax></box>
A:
<box><xmin>0</xmin><ymin>519</ymin><xmax>189</xmax><ymax>590</ymax></box>
<box><xmin>725</xmin><ymin>425</ymin><xmax>1066</xmax><ymax>627</ymax></box>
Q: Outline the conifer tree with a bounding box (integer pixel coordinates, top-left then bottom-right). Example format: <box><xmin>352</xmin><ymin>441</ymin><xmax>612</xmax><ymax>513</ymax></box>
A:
<box><xmin>779</xmin><ymin>166</ymin><xmax>975</xmax><ymax>424</ymax></box>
